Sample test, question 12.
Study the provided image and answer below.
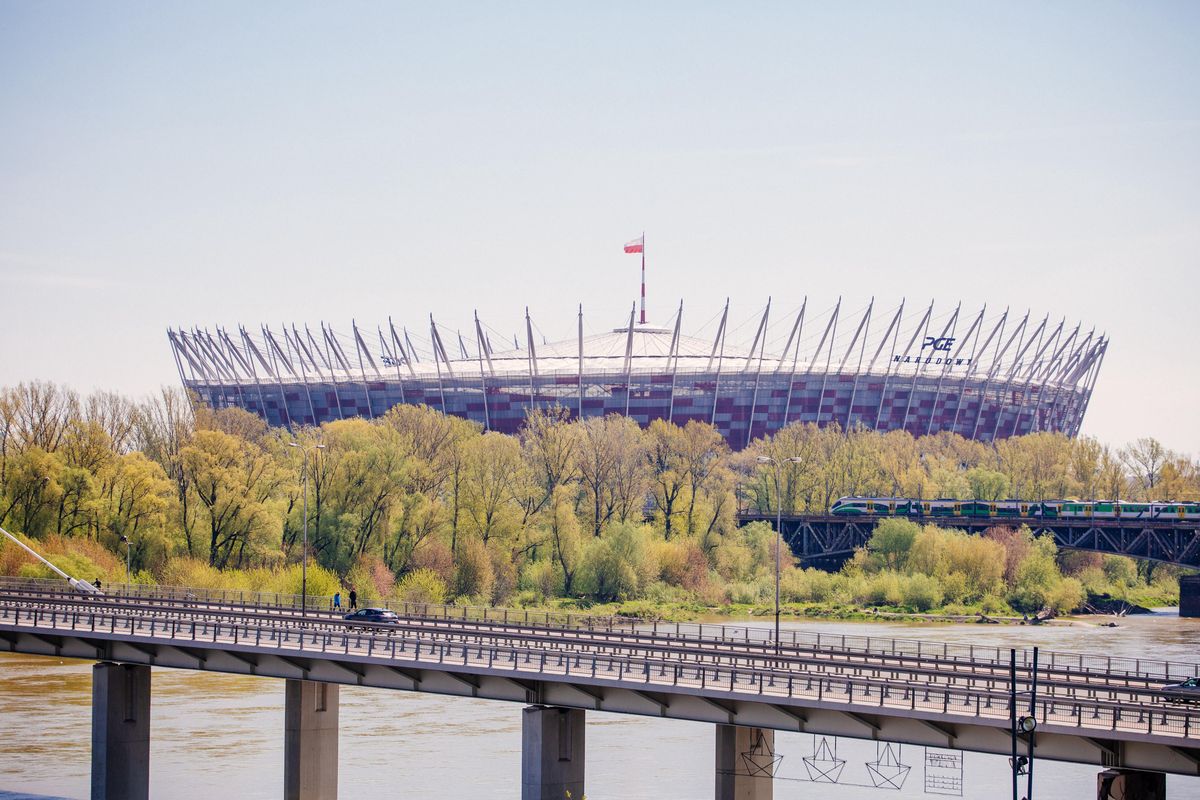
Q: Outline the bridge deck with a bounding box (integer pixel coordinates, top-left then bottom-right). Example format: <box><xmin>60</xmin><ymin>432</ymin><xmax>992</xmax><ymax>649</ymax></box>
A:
<box><xmin>2</xmin><ymin>588</ymin><xmax>1198</xmax><ymax>776</ymax></box>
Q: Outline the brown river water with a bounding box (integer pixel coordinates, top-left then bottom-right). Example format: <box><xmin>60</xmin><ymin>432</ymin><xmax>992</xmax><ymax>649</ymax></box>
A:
<box><xmin>1</xmin><ymin>612</ymin><xmax>1198</xmax><ymax>799</ymax></box>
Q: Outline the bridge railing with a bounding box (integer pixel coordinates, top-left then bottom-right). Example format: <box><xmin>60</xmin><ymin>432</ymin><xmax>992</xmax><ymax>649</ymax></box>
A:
<box><xmin>0</xmin><ymin>575</ymin><xmax>640</xmax><ymax>634</ymax></box>
<box><xmin>637</xmin><ymin>620</ymin><xmax>1200</xmax><ymax>680</ymax></box>
<box><xmin>2</xmin><ymin>599</ymin><xmax>1196</xmax><ymax>743</ymax></box>
<box><xmin>3</xmin><ymin>575</ymin><xmax>1198</xmax><ymax>684</ymax></box>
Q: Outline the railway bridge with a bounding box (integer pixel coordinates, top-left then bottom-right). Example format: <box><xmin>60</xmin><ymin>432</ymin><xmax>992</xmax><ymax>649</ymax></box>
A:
<box><xmin>737</xmin><ymin>512</ymin><xmax>1200</xmax><ymax>573</ymax></box>
<box><xmin>1</xmin><ymin>579</ymin><xmax>1198</xmax><ymax>800</ymax></box>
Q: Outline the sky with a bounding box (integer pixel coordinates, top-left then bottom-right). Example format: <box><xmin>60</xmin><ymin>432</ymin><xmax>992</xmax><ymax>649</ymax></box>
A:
<box><xmin>1</xmin><ymin>2</ymin><xmax>1197</xmax><ymax>452</ymax></box>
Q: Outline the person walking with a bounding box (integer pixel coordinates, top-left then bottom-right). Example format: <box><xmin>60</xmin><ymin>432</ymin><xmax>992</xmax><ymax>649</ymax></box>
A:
<box><xmin>333</xmin><ymin>591</ymin><xmax>341</xmax><ymax>610</ymax></box>
<box><xmin>349</xmin><ymin>589</ymin><xmax>357</xmax><ymax>610</ymax></box>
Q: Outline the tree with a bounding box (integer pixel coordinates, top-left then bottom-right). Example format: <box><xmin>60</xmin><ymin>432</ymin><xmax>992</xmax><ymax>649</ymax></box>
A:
<box><xmin>546</xmin><ymin>486</ymin><xmax>584</xmax><ymax>595</ymax></box>
<box><xmin>1071</xmin><ymin>436</ymin><xmax>1103</xmax><ymax>500</ymax></box>
<box><xmin>576</xmin><ymin>415</ymin><xmax>622</xmax><ymax>537</ymax></box>
<box><xmin>966</xmin><ymin>468</ymin><xmax>1009</xmax><ymax>501</ymax></box>
<box><xmin>462</xmin><ymin>432</ymin><xmax>522</xmax><ymax>545</ymax></box>
<box><xmin>866</xmin><ymin>519</ymin><xmax>919</xmax><ymax>571</ymax></box>
<box><xmin>0</xmin><ymin>447</ymin><xmax>62</xmax><ymax>537</ymax></box>
<box><xmin>604</xmin><ymin>415</ymin><xmax>649</xmax><ymax>526</ymax></box>
<box><xmin>520</xmin><ymin>406</ymin><xmax>579</xmax><ymax>515</ymax></box>
<box><xmin>133</xmin><ymin>388</ymin><xmax>196</xmax><ymax>555</ymax></box>
<box><xmin>7</xmin><ymin>382</ymin><xmax>79</xmax><ymax>454</ymax></box>
<box><xmin>320</xmin><ymin>419</ymin><xmax>407</xmax><ymax>570</ymax></box>
<box><xmin>84</xmin><ymin>390</ymin><xmax>137</xmax><ymax>454</ymax></box>
<box><xmin>646</xmin><ymin>420</ymin><xmax>688</xmax><ymax>539</ymax></box>
<box><xmin>678</xmin><ymin>421</ymin><xmax>727</xmax><ymax>535</ymax></box>
<box><xmin>1122</xmin><ymin>438</ymin><xmax>1168</xmax><ymax>499</ymax></box>
<box><xmin>182</xmin><ymin>429</ymin><xmax>282</xmax><ymax>569</ymax></box>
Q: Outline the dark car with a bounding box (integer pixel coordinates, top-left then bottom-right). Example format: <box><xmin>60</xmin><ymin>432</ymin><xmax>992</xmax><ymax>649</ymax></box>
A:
<box><xmin>1160</xmin><ymin>677</ymin><xmax>1200</xmax><ymax>705</ymax></box>
<box><xmin>343</xmin><ymin>607</ymin><xmax>400</xmax><ymax>625</ymax></box>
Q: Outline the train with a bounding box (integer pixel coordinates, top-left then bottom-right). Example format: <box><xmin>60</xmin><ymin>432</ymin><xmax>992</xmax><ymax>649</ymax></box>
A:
<box><xmin>829</xmin><ymin>497</ymin><xmax>1200</xmax><ymax>521</ymax></box>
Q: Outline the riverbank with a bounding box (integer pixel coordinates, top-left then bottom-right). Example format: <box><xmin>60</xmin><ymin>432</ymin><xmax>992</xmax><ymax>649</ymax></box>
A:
<box><xmin>545</xmin><ymin>597</ymin><xmax>1163</xmax><ymax>627</ymax></box>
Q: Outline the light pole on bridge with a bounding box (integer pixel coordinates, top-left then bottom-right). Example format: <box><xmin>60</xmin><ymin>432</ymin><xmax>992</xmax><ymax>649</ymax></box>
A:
<box><xmin>119</xmin><ymin>535</ymin><xmax>131</xmax><ymax>588</ymax></box>
<box><xmin>289</xmin><ymin>441</ymin><xmax>325</xmax><ymax>616</ymax></box>
<box><xmin>756</xmin><ymin>455</ymin><xmax>802</xmax><ymax>651</ymax></box>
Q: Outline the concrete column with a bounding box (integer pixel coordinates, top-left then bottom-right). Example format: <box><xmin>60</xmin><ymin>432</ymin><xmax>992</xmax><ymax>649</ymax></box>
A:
<box><xmin>1179</xmin><ymin>574</ymin><xmax>1200</xmax><ymax>618</ymax></box>
<box><xmin>285</xmin><ymin>680</ymin><xmax>340</xmax><ymax>800</ymax></box>
<box><xmin>715</xmin><ymin>725</ymin><xmax>776</xmax><ymax>800</ymax></box>
<box><xmin>521</xmin><ymin>705</ymin><xmax>585</xmax><ymax>800</ymax></box>
<box><xmin>92</xmin><ymin>662</ymin><xmax>151</xmax><ymax>800</ymax></box>
<box><xmin>1097</xmin><ymin>769</ymin><xmax>1166</xmax><ymax>800</ymax></box>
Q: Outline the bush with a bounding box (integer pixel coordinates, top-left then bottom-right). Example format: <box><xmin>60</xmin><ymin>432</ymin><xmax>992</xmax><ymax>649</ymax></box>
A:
<box><xmin>393</xmin><ymin>568</ymin><xmax>448</xmax><ymax>604</ymax></box>
<box><xmin>854</xmin><ymin>572</ymin><xmax>903</xmax><ymax>607</ymax></box>
<box><xmin>657</xmin><ymin>539</ymin><xmax>709</xmax><ymax>592</ymax></box>
<box><xmin>269</xmin><ymin>563</ymin><xmax>340</xmax><ymax>599</ymax></box>
<box><xmin>520</xmin><ymin>558</ymin><xmax>561</xmax><ymax>598</ymax></box>
<box><xmin>454</xmin><ymin>539</ymin><xmax>495</xmax><ymax>600</ymax></box>
<box><xmin>900</xmin><ymin>574</ymin><xmax>944</xmax><ymax>612</ymax></box>
<box><xmin>410</xmin><ymin>539</ymin><xmax>455</xmax><ymax>586</ymax></box>
<box><xmin>489</xmin><ymin>546</ymin><xmax>518</xmax><ymax>604</ymax></box>
<box><xmin>1045</xmin><ymin>576</ymin><xmax>1085</xmax><ymax>614</ymax></box>
<box><xmin>867</xmin><ymin>519</ymin><xmax>920</xmax><ymax>571</ymax></box>
<box><xmin>576</xmin><ymin>524</ymin><xmax>656</xmax><ymax>601</ymax></box>
<box><xmin>781</xmin><ymin>568</ymin><xmax>838</xmax><ymax>603</ymax></box>
<box><xmin>346</xmin><ymin>555</ymin><xmax>395</xmax><ymax>603</ymax></box>
<box><xmin>726</xmin><ymin>579</ymin><xmax>769</xmax><ymax>605</ymax></box>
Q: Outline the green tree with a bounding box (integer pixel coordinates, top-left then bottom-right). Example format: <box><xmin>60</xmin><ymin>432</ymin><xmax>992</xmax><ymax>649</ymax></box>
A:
<box><xmin>182</xmin><ymin>429</ymin><xmax>283</xmax><ymax>568</ymax></box>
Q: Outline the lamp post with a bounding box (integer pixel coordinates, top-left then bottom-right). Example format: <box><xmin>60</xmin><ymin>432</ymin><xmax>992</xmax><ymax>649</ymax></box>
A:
<box><xmin>119</xmin><ymin>535</ymin><xmax>131</xmax><ymax>588</ymax></box>
<box><xmin>288</xmin><ymin>441</ymin><xmax>325</xmax><ymax>616</ymax></box>
<box><xmin>756</xmin><ymin>455</ymin><xmax>803</xmax><ymax>651</ymax></box>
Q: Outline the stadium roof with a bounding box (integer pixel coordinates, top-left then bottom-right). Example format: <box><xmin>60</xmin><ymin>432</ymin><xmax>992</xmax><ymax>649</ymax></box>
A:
<box><xmin>168</xmin><ymin>298</ymin><xmax>1106</xmax><ymax>394</ymax></box>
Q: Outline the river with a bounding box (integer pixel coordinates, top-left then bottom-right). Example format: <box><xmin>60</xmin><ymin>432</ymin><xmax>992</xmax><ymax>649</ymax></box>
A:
<box><xmin>1</xmin><ymin>612</ymin><xmax>1198</xmax><ymax>799</ymax></box>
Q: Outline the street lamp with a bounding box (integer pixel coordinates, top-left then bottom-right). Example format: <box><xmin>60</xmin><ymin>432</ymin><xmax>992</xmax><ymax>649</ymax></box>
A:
<box><xmin>756</xmin><ymin>455</ymin><xmax>803</xmax><ymax>651</ymax></box>
<box><xmin>288</xmin><ymin>441</ymin><xmax>325</xmax><ymax>616</ymax></box>
<box><xmin>119</xmin><ymin>535</ymin><xmax>131</xmax><ymax>588</ymax></box>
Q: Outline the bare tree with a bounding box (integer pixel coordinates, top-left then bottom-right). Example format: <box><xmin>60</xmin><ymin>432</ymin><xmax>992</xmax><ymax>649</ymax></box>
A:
<box><xmin>1122</xmin><ymin>437</ymin><xmax>1169</xmax><ymax>499</ymax></box>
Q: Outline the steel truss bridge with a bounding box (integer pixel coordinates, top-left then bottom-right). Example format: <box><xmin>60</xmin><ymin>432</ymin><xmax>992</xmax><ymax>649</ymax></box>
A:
<box><xmin>1</xmin><ymin>579</ymin><xmax>1198</xmax><ymax>784</ymax></box>
<box><xmin>737</xmin><ymin>513</ymin><xmax>1200</xmax><ymax>570</ymax></box>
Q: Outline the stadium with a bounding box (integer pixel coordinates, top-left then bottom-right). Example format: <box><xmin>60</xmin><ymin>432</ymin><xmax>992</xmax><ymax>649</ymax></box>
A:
<box><xmin>167</xmin><ymin>288</ymin><xmax>1107</xmax><ymax>449</ymax></box>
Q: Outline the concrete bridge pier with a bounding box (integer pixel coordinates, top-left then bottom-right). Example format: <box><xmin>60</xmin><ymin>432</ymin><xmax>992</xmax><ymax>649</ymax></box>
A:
<box><xmin>1179</xmin><ymin>574</ymin><xmax>1200</xmax><ymax>618</ymax></box>
<box><xmin>522</xmin><ymin>705</ymin><xmax>585</xmax><ymax>800</ymax></box>
<box><xmin>92</xmin><ymin>661</ymin><xmax>151</xmax><ymax>800</ymax></box>
<box><xmin>1098</xmin><ymin>768</ymin><xmax>1166</xmax><ymax>799</ymax></box>
<box><xmin>715</xmin><ymin>724</ymin><xmax>775</xmax><ymax>800</ymax></box>
<box><xmin>284</xmin><ymin>679</ymin><xmax>340</xmax><ymax>800</ymax></box>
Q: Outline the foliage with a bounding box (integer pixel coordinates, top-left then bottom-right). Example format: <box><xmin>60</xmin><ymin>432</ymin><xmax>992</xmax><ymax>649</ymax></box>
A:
<box><xmin>0</xmin><ymin>382</ymin><xmax>1192</xmax><ymax>618</ymax></box>
<box><xmin>393</xmin><ymin>568</ymin><xmax>448</xmax><ymax>604</ymax></box>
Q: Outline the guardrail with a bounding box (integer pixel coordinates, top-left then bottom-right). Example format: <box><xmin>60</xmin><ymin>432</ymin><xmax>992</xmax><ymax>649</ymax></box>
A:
<box><xmin>2</xmin><ymin>598</ymin><xmax>1195</xmax><ymax>742</ymax></box>
<box><xmin>3</xmin><ymin>575</ymin><xmax>1198</xmax><ymax>682</ymax></box>
<box><xmin>4</xmin><ymin>590</ymin><xmax>1186</xmax><ymax>705</ymax></box>
<box><xmin>0</xmin><ymin>575</ymin><xmax>639</xmax><ymax>632</ymax></box>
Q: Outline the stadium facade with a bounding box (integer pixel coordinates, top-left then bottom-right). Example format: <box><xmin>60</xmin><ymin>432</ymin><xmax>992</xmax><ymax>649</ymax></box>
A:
<box><xmin>168</xmin><ymin>298</ymin><xmax>1107</xmax><ymax>448</ymax></box>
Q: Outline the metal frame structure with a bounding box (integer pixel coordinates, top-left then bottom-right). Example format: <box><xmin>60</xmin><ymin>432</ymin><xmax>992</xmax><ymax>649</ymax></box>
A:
<box><xmin>737</xmin><ymin>513</ymin><xmax>1200</xmax><ymax>570</ymax></box>
<box><xmin>169</xmin><ymin>299</ymin><xmax>1107</xmax><ymax>447</ymax></box>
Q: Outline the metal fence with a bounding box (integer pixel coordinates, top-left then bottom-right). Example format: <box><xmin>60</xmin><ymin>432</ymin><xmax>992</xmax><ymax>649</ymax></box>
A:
<box><xmin>3</xmin><ymin>575</ymin><xmax>1198</xmax><ymax>689</ymax></box>
<box><xmin>2</xmin><ymin>599</ymin><xmax>1194</xmax><ymax>743</ymax></box>
<box><xmin>0</xmin><ymin>575</ymin><xmax>639</xmax><ymax>632</ymax></box>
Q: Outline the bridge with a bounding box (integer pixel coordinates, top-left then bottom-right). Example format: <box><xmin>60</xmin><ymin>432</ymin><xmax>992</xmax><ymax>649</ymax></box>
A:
<box><xmin>1</xmin><ymin>578</ymin><xmax>1198</xmax><ymax>800</ymax></box>
<box><xmin>737</xmin><ymin>512</ymin><xmax>1200</xmax><ymax>571</ymax></box>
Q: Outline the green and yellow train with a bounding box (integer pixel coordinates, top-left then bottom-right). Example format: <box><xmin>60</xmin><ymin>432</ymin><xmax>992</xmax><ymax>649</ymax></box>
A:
<box><xmin>830</xmin><ymin>497</ymin><xmax>1200</xmax><ymax>521</ymax></box>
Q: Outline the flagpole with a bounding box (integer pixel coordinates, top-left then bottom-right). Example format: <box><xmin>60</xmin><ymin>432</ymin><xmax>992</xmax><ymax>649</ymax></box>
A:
<box><xmin>640</xmin><ymin>230</ymin><xmax>646</xmax><ymax>325</ymax></box>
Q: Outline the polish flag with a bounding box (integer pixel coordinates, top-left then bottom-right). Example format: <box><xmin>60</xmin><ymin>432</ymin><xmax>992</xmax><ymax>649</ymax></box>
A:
<box><xmin>623</xmin><ymin>236</ymin><xmax>644</xmax><ymax>254</ymax></box>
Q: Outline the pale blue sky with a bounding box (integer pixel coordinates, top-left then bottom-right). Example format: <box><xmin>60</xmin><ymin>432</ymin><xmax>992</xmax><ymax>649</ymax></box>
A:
<box><xmin>1</xmin><ymin>2</ymin><xmax>1197</xmax><ymax>450</ymax></box>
